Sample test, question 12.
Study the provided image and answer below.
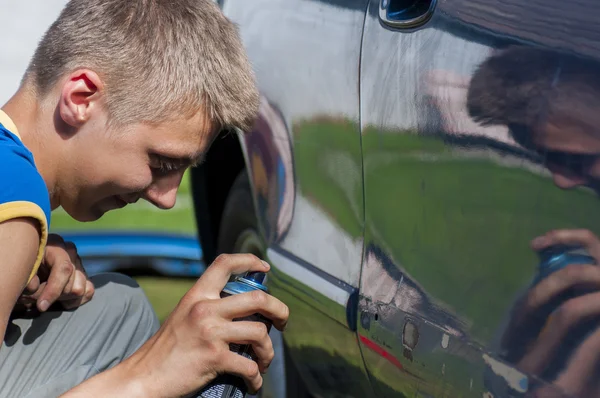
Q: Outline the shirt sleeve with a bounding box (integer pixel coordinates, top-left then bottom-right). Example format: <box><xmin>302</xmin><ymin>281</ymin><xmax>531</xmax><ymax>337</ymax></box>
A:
<box><xmin>0</xmin><ymin>144</ymin><xmax>51</xmax><ymax>283</ymax></box>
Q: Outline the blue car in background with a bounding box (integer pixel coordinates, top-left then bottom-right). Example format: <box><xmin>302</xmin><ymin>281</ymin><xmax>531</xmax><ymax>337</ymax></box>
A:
<box><xmin>59</xmin><ymin>231</ymin><xmax>204</xmax><ymax>277</ymax></box>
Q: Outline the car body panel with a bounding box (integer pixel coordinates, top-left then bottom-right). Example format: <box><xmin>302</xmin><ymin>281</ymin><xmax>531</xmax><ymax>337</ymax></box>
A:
<box><xmin>358</xmin><ymin>0</ymin><xmax>600</xmax><ymax>397</ymax></box>
<box><xmin>222</xmin><ymin>0</ymin><xmax>374</xmax><ymax>396</ymax></box>
<box><xmin>213</xmin><ymin>0</ymin><xmax>600</xmax><ymax>396</ymax></box>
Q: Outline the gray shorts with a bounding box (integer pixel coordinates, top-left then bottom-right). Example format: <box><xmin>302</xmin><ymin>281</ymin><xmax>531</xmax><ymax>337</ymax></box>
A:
<box><xmin>0</xmin><ymin>273</ymin><xmax>161</xmax><ymax>398</ymax></box>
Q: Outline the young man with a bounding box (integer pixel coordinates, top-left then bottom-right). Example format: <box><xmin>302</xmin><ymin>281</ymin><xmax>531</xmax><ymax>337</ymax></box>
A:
<box><xmin>0</xmin><ymin>1</ymin><xmax>289</xmax><ymax>397</ymax></box>
<box><xmin>467</xmin><ymin>46</ymin><xmax>600</xmax><ymax>397</ymax></box>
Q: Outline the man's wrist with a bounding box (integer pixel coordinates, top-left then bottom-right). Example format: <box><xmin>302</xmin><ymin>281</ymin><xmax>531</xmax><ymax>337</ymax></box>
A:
<box><xmin>60</xmin><ymin>359</ymin><xmax>151</xmax><ymax>398</ymax></box>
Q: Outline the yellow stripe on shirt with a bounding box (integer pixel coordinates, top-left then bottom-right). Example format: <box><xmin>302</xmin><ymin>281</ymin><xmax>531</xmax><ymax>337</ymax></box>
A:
<box><xmin>0</xmin><ymin>201</ymin><xmax>48</xmax><ymax>283</ymax></box>
<box><xmin>0</xmin><ymin>110</ymin><xmax>21</xmax><ymax>139</ymax></box>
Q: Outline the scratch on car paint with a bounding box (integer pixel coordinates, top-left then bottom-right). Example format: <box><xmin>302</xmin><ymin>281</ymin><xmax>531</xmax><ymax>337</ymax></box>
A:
<box><xmin>482</xmin><ymin>354</ymin><xmax>528</xmax><ymax>393</ymax></box>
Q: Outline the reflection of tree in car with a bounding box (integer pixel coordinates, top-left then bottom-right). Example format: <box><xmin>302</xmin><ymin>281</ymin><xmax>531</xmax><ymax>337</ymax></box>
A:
<box><xmin>467</xmin><ymin>46</ymin><xmax>600</xmax><ymax>397</ymax></box>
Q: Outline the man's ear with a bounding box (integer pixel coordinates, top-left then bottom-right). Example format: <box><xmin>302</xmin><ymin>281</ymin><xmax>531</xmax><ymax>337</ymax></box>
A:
<box><xmin>58</xmin><ymin>69</ymin><xmax>104</xmax><ymax>128</ymax></box>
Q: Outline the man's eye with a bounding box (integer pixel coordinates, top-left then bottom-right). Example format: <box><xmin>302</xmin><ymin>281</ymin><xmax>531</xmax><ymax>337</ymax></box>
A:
<box><xmin>151</xmin><ymin>157</ymin><xmax>179</xmax><ymax>174</ymax></box>
<box><xmin>158</xmin><ymin>160</ymin><xmax>176</xmax><ymax>173</ymax></box>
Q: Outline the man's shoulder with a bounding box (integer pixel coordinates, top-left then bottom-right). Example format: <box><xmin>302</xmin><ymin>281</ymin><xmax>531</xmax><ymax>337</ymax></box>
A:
<box><xmin>0</xmin><ymin>124</ymin><xmax>51</xmax><ymax>227</ymax></box>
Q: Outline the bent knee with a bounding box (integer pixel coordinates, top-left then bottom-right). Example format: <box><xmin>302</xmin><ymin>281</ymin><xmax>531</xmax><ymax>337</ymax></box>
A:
<box><xmin>89</xmin><ymin>272</ymin><xmax>160</xmax><ymax>334</ymax></box>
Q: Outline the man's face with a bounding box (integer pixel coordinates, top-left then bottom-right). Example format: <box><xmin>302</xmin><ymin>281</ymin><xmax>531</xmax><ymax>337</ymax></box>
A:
<box><xmin>531</xmin><ymin>113</ymin><xmax>600</xmax><ymax>194</ymax></box>
<box><xmin>60</xmin><ymin>111</ymin><xmax>214</xmax><ymax>222</ymax></box>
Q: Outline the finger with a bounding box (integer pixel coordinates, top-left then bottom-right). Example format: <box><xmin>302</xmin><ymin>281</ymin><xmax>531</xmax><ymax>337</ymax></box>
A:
<box><xmin>24</xmin><ymin>281</ymin><xmax>47</xmax><ymax>301</ymax></box>
<box><xmin>190</xmin><ymin>254</ymin><xmax>269</xmax><ymax>299</ymax></box>
<box><xmin>221</xmin><ymin>321</ymin><xmax>274</xmax><ymax>373</ymax></box>
<box><xmin>38</xmin><ymin>250</ymin><xmax>75</xmax><ymax>312</ymax></box>
<box><xmin>47</xmin><ymin>233</ymin><xmax>66</xmax><ymax>246</ymax></box>
<box><xmin>62</xmin><ymin>280</ymin><xmax>95</xmax><ymax>310</ymax></box>
<box><xmin>518</xmin><ymin>291</ymin><xmax>600</xmax><ymax>375</ymax></box>
<box><xmin>63</xmin><ymin>241</ymin><xmax>89</xmax><ymax>299</ymax></box>
<box><xmin>532</xmin><ymin>229</ymin><xmax>600</xmax><ymax>259</ymax></box>
<box><xmin>218</xmin><ymin>290</ymin><xmax>289</xmax><ymax>331</ymax></box>
<box><xmin>553</xmin><ymin>328</ymin><xmax>600</xmax><ymax>397</ymax></box>
<box><xmin>23</xmin><ymin>275</ymin><xmax>41</xmax><ymax>295</ymax></box>
<box><xmin>502</xmin><ymin>264</ymin><xmax>600</xmax><ymax>354</ymax></box>
<box><xmin>64</xmin><ymin>241</ymin><xmax>84</xmax><ymax>271</ymax></box>
<box><xmin>221</xmin><ymin>351</ymin><xmax>263</xmax><ymax>394</ymax></box>
<box><xmin>522</xmin><ymin>264</ymin><xmax>600</xmax><ymax>318</ymax></box>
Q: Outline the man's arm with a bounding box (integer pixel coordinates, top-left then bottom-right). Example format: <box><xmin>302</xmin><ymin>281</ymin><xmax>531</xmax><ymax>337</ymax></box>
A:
<box><xmin>0</xmin><ymin>219</ymin><xmax>40</xmax><ymax>338</ymax></box>
<box><xmin>62</xmin><ymin>254</ymin><xmax>289</xmax><ymax>398</ymax></box>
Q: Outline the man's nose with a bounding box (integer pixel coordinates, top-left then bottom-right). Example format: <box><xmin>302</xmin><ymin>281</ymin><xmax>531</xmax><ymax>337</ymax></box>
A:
<box><xmin>143</xmin><ymin>174</ymin><xmax>183</xmax><ymax>209</ymax></box>
<box><xmin>552</xmin><ymin>172</ymin><xmax>587</xmax><ymax>190</ymax></box>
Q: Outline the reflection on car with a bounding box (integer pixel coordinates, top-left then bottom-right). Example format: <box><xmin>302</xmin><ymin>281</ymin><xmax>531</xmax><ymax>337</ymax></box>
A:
<box><xmin>193</xmin><ymin>0</ymin><xmax>600</xmax><ymax>396</ymax></box>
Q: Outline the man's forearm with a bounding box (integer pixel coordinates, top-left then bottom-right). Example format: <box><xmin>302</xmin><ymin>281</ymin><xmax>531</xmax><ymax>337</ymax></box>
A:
<box><xmin>60</xmin><ymin>360</ymin><xmax>148</xmax><ymax>398</ymax></box>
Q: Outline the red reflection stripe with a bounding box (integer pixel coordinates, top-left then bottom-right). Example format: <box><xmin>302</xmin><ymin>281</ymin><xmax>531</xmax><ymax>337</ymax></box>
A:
<box><xmin>359</xmin><ymin>334</ymin><xmax>403</xmax><ymax>370</ymax></box>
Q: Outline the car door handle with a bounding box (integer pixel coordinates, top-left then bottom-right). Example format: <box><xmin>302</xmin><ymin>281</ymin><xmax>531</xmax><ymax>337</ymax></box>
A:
<box><xmin>379</xmin><ymin>0</ymin><xmax>437</xmax><ymax>29</ymax></box>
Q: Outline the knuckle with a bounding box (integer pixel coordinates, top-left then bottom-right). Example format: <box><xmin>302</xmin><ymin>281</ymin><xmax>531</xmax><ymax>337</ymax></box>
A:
<box><xmin>258</xmin><ymin>323</ymin><xmax>269</xmax><ymax>340</ymax></box>
<box><xmin>553</xmin><ymin>303</ymin><xmax>577</xmax><ymax>327</ymax></box>
<box><xmin>86</xmin><ymin>283</ymin><xmax>95</xmax><ymax>299</ymax></box>
<box><xmin>198</xmin><ymin>322</ymin><xmax>219</xmax><ymax>341</ymax></box>
<box><xmin>190</xmin><ymin>302</ymin><xmax>214</xmax><ymax>323</ymax></box>
<box><xmin>53</xmin><ymin>260</ymin><xmax>75</xmax><ymax>280</ymax></box>
<box><xmin>245</xmin><ymin>253</ymin><xmax>261</xmax><ymax>263</ymax></box>
<box><xmin>245</xmin><ymin>360</ymin><xmax>260</xmax><ymax>380</ymax></box>
<box><xmin>253</xmin><ymin>376</ymin><xmax>263</xmax><ymax>394</ymax></box>
<box><xmin>250</xmin><ymin>290</ymin><xmax>268</xmax><ymax>306</ymax></box>
<box><xmin>213</xmin><ymin>254</ymin><xmax>231</xmax><ymax>267</ymax></box>
<box><xmin>71</xmin><ymin>283</ymin><xmax>86</xmax><ymax>297</ymax></box>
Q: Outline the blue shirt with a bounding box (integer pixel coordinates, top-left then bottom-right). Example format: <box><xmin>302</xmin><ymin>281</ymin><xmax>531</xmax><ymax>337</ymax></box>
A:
<box><xmin>0</xmin><ymin>110</ymin><xmax>51</xmax><ymax>282</ymax></box>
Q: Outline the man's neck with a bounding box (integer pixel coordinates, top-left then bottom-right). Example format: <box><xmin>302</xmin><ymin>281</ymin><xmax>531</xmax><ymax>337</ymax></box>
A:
<box><xmin>2</xmin><ymin>87</ymin><xmax>61</xmax><ymax>210</ymax></box>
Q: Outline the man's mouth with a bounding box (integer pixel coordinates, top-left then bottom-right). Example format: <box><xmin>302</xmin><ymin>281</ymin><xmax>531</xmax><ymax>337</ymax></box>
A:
<box><xmin>115</xmin><ymin>196</ymin><xmax>129</xmax><ymax>208</ymax></box>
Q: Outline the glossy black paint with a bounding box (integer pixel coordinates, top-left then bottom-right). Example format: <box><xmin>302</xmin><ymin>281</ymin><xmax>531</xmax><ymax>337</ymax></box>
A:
<box><xmin>359</xmin><ymin>0</ymin><xmax>600</xmax><ymax>397</ymax></box>
<box><xmin>193</xmin><ymin>0</ymin><xmax>600</xmax><ymax>396</ymax></box>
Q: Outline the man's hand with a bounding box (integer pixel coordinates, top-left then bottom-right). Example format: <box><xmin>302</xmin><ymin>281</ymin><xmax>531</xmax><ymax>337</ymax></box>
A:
<box><xmin>19</xmin><ymin>234</ymin><xmax>94</xmax><ymax>312</ymax></box>
<box><xmin>62</xmin><ymin>253</ymin><xmax>289</xmax><ymax>398</ymax></box>
<box><xmin>531</xmin><ymin>228</ymin><xmax>600</xmax><ymax>261</ymax></box>
<box><xmin>500</xmin><ymin>229</ymin><xmax>600</xmax><ymax>397</ymax></box>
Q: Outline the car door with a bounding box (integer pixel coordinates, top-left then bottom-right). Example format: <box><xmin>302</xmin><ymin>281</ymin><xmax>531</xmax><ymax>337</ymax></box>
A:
<box><xmin>221</xmin><ymin>0</ymin><xmax>374</xmax><ymax>396</ymax></box>
<box><xmin>359</xmin><ymin>0</ymin><xmax>600</xmax><ymax>397</ymax></box>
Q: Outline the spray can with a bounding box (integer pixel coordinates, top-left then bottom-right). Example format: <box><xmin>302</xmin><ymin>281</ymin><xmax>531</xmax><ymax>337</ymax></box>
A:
<box><xmin>199</xmin><ymin>271</ymin><xmax>271</xmax><ymax>398</ymax></box>
<box><xmin>533</xmin><ymin>244</ymin><xmax>596</xmax><ymax>285</ymax></box>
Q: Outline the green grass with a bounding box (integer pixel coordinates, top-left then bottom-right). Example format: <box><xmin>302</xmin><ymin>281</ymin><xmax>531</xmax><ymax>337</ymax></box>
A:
<box><xmin>50</xmin><ymin>170</ymin><xmax>196</xmax><ymax>233</ymax></box>
<box><xmin>294</xmin><ymin>119</ymin><xmax>364</xmax><ymax>237</ymax></box>
<box><xmin>290</xmin><ymin>119</ymin><xmax>600</xmax><ymax>395</ymax></box>
<box><xmin>293</xmin><ymin>120</ymin><xmax>600</xmax><ymax>341</ymax></box>
<box><xmin>136</xmin><ymin>277</ymin><xmax>196</xmax><ymax>323</ymax></box>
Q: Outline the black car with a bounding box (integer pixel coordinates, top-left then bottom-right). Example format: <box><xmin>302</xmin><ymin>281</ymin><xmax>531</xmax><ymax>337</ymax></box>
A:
<box><xmin>192</xmin><ymin>0</ymin><xmax>600</xmax><ymax>396</ymax></box>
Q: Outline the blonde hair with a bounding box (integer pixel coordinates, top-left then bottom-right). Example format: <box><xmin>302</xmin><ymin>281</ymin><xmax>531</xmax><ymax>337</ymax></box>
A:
<box><xmin>26</xmin><ymin>0</ymin><xmax>259</xmax><ymax>132</ymax></box>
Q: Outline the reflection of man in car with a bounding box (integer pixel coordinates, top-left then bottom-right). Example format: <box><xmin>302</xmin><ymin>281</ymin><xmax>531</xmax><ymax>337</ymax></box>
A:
<box><xmin>468</xmin><ymin>46</ymin><xmax>600</xmax><ymax>193</ymax></box>
<box><xmin>467</xmin><ymin>46</ymin><xmax>600</xmax><ymax>397</ymax></box>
